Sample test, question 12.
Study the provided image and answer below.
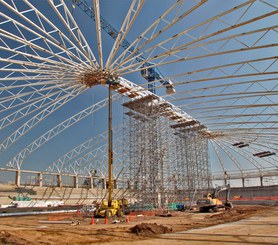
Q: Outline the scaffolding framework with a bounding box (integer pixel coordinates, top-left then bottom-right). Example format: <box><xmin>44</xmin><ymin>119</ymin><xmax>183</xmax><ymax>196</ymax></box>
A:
<box><xmin>123</xmin><ymin>94</ymin><xmax>211</xmax><ymax>208</ymax></box>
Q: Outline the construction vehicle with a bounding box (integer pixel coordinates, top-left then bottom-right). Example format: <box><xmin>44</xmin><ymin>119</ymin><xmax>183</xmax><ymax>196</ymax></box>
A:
<box><xmin>196</xmin><ymin>184</ymin><xmax>233</xmax><ymax>212</ymax></box>
<box><xmin>72</xmin><ymin>1</ymin><xmax>174</xmax><ymax>217</ymax></box>
<box><xmin>94</xmin><ymin>198</ymin><xmax>129</xmax><ymax>218</ymax></box>
<box><xmin>92</xmin><ymin>83</ymin><xmax>129</xmax><ymax>218</ymax></box>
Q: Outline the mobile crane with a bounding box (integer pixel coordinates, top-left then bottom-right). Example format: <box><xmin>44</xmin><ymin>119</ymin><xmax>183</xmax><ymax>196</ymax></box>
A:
<box><xmin>71</xmin><ymin>0</ymin><xmax>176</xmax><ymax>95</ymax></box>
<box><xmin>71</xmin><ymin>0</ymin><xmax>174</xmax><ymax>217</ymax></box>
<box><xmin>196</xmin><ymin>184</ymin><xmax>233</xmax><ymax>212</ymax></box>
<box><xmin>92</xmin><ymin>84</ymin><xmax>128</xmax><ymax>218</ymax></box>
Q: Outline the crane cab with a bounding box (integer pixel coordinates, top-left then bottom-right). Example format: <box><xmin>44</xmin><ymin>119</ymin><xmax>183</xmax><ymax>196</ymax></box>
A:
<box><xmin>141</xmin><ymin>65</ymin><xmax>176</xmax><ymax>94</ymax></box>
<box><xmin>141</xmin><ymin>67</ymin><xmax>155</xmax><ymax>79</ymax></box>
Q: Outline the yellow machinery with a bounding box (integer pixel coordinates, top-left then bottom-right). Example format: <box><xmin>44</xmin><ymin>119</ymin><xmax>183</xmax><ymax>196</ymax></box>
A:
<box><xmin>94</xmin><ymin>199</ymin><xmax>129</xmax><ymax>218</ymax></box>
<box><xmin>196</xmin><ymin>184</ymin><xmax>233</xmax><ymax>212</ymax></box>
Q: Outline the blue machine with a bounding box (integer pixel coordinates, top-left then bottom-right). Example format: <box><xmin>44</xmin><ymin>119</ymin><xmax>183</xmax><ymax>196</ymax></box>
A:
<box><xmin>140</xmin><ymin>63</ymin><xmax>176</xmax><ymax>94</ymax></box>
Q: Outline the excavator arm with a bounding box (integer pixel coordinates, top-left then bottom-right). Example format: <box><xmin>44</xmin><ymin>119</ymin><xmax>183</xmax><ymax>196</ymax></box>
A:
<box><xmin>212</xmin><ymin>184</ymin><xmax>231</xmax><ymax>203</ymax></box>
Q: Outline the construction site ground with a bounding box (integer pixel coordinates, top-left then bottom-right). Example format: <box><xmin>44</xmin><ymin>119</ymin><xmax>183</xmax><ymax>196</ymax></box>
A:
<box><xmin>0</xmin><ymin>205</ymin><xmax>277</xmax><ymax>244</ymax></box>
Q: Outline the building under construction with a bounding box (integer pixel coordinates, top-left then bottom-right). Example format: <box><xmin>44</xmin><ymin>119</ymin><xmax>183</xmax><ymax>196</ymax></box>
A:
<box><xmin>0</xmin><ymin>0</ymin><xmax>277</xmax><ymax>215</ymax></box>
<box><xmin>122</xmin><ymin>94</ymin><xmax>211</xmax><ymax>208</ymax></box>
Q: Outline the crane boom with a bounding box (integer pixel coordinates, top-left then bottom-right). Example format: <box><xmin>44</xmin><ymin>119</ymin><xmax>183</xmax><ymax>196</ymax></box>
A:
<box><xmin>71</xmin><ymin>0</ymin><xmax>176</xmax><ymax>94</ymax></box>
<box><xmin>72</xmin><ymin>0</ymin><xmax>143</xmax><ymax>62</ymax></box>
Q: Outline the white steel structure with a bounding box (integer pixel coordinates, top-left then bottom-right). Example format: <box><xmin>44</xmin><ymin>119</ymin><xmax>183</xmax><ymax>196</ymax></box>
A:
<box><xmin>0</xmin><ymin>0</ymin><xmax>277</xmax><ymax>189</ymax></box>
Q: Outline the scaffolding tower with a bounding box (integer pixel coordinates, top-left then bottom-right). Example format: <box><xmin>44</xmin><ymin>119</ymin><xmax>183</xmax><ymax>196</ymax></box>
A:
<box><xmin>171</xmin><ymin>123</ymin><xmax>211</xmax><ymax>203</ymax></box>
<box><xmin>123</xmin><ymin>94</ymin><xmax>211</xmax><ymax>209</ymax></box>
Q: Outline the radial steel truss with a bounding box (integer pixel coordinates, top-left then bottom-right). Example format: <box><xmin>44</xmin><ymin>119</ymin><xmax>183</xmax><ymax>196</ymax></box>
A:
<box><xmin>0</xmin><ymin>0</ymin><xmax>277</xmax><ymax>190</ymax></box>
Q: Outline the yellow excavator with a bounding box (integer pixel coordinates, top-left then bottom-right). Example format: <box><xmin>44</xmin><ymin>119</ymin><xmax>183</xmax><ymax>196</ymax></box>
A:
<box><xmin>196</xmin><ymin>184</ymin><xmax>233</xmax><ymax>212</ymax></box>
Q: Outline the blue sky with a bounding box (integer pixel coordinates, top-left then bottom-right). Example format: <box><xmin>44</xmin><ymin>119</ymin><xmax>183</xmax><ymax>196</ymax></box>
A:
<box><xmin>0</xmin><ymin>0</ymin><xmax>277</xmax><ymax>184</ymax></box>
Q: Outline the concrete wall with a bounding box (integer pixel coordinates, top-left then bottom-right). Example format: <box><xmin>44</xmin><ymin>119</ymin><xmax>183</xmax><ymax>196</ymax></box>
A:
<box><xmin>230</xmin><ymin>185</ymin><xmax>278</xmax><ymax>198</ymax></box>
<box><xmin>228</xmin><ymin>185</ymin><xmax>278</xmax><ymax>206</ymax></box>
<box><xmin>0</xmin><ymin>184</ymin><xmax>126</xmax><ymax>206</ymax></box>
<box><xmin>1</xmin><ymin>184</ymin><xmax>277</xmax><ymax>207</ymax></box>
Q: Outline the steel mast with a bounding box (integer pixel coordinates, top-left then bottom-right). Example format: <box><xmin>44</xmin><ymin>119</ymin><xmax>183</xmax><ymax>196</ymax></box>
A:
<box><xmin>107</xmin><ymin>84</ymin><xmax>113</xmax><ymax>207</ymax></box>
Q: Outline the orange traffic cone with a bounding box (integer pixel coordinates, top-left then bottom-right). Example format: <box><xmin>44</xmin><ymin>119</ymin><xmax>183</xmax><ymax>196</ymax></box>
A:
<box><xmin>90</xmin><ymin>217</ymin><xmax>95</xmax><ymax>225</ymax></box>
<box><xmin>104</xmin><ymin>217</ymin><xmax>108</xmax><ymax>224</ymax></box>
<box><xmin>129</xmin><ymin>213</ymin><xmax>132</xmax><ymax>221</ymax></box>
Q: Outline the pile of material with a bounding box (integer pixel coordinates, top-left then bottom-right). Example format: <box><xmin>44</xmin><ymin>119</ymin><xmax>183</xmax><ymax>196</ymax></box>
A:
<box><xmin>0</xmin><ymin>230</ymin><xmax>28</xmax><ymax>245</ymax></box>
<box><xmin>130</xmin><ymin>223</ymin><xmax>172</xmax><ymax>236</ymax></box>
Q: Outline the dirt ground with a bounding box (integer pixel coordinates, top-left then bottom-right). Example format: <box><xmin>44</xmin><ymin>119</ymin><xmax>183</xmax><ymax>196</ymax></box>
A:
<box><xmin>0</xmin><ymin>205</ymin><xmax>277</xmax><ymax>244</ymax></box>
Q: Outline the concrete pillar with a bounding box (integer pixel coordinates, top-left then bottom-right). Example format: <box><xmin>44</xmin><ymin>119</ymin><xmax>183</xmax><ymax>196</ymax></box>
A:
<box><xmin>242</xmin><ymin>178</ymin><xmax>245</xmax><ymax>188</ymax></box>
<box><xmin>15</xmin><ymin>170</ymin><xmax>21</xmax><ymax>186</ymax></box>
<box><xmin>224</xmin><ymin>171</ymin><xmax>228</xmax><ymax>186</ymax></box>
<box><xmin>57</xmin><ymin>174</ymin><xmax>62</xmax><ymax>187</ymax></box>
<box><xmin>37</xmin><ymin>172</ymin><xmax>43</xmax><ymax>187</ymax></box>
<box><xmin>89</xmin><ymin>177</ymin><xmax>93</xmax><ymax>189</ymax></box>
<box><xmin>74</xmin><ymin>176</ymin><xmax>78</xmax><ymax>188</ymax></box>
<box><xmin>260</xmin><ymin>176</ymin><xmax>263</xmax><ymax>187</ymax></box>
<box><xmin>103</xmin><ymin>178</ymin><xmax>106</xmax><ymax>189</ymax></box>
